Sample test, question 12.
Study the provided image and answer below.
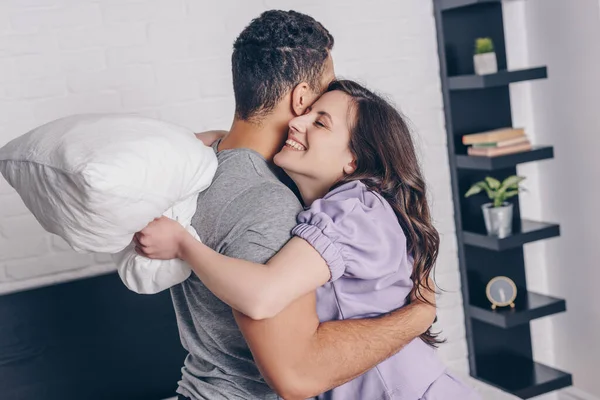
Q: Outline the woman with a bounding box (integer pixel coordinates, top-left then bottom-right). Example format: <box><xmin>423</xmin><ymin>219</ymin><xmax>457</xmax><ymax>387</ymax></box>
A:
<box><xmin>136</xmin><ymin>80</ymin><xmax>479</xmax><ymax>400</ymax></box>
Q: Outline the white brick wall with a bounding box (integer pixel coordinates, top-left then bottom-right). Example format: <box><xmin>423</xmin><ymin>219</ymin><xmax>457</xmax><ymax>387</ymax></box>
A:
<box><xmin>0</xmin><ymin>1</ymin><xmax>530</xmax><ymax>398</ymax></box>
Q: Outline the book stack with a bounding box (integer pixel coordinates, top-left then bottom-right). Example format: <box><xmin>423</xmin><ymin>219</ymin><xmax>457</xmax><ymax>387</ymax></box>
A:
<box><xmin>463</xmin><ymin>128</ymin><xmax>531</xmax><ymax>157</ymax></box>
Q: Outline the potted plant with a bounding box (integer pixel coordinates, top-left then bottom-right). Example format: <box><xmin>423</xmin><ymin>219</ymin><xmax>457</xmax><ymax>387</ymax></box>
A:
<box><xmin>465</xmin><ymin>175</ymin><xmax>525</xmax><ymax>237</ymax></box>
<box><xmin>474</xmin><ymin>37</ymin><xmax>498</xmax><ymax>75</ymax></box>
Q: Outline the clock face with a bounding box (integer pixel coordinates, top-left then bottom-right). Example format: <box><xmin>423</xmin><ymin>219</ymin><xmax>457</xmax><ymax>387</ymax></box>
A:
<box><xmin>486</xmin><ymin>276</ymin><xmax>517</xmax><ymax>306</ymax></box>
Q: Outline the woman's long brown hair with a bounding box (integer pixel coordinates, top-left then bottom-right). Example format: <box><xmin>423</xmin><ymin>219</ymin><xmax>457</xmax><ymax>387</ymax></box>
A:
<box><xmin>329</xmin><ymin>80</ymin><xmax>442</xmax><ymax>346</ymax></box>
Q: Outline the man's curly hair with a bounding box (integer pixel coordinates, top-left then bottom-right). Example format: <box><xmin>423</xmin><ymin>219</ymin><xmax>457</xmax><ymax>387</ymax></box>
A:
<box><xmin>232</xmin><ymin>10</ymin><xmax>334</xmax><ymax>121</ymax></box>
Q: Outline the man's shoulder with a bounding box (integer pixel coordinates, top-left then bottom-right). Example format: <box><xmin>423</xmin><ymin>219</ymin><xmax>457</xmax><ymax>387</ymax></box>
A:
<box><xmin>194</xmin><ymin>147</ymin><xmax>302</xmax><ymax>245</ymax></box>
<box><xmin>215</xmin><ymin>148</ymin><xmax>275</xmax><ymax>181</ymax></box>
<box><xmin>213</xmin><ymin>148</ymin><xmax>301</xmax><ymax>214</ymax></box>
<box><xmin>227</xmin><ymin>180</ymin><xmax>302</xmax><ymax>219</ymax></box>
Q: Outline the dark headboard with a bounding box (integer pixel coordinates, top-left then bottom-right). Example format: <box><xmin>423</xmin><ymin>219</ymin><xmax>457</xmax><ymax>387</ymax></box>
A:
<box><xmin>0</xmin><ymin>272</ymin><xmax>186</xmax><ymax>400</ymax></box>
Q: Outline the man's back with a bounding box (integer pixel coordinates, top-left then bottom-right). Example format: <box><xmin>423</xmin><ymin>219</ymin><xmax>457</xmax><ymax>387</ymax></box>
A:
<box><xmin>170</xmin><ymin>145</ymin><xmax>302</xmax><ymax>400</ymax></box>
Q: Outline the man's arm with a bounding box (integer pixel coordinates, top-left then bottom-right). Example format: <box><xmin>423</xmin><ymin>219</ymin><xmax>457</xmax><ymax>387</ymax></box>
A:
<box><xmin>222</xmin><ymin>184</ymin><xmax>436</xmax><ymax>399</ymax></box>
<box><xmin>234</xmin><ymin>289</ymin><xmax>435</xmax><ymax>400</ymax></box>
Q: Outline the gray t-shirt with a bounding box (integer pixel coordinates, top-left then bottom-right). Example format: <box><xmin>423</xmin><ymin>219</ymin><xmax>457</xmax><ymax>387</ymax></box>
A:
<box><xmin>171</xmin><ymin>145</ymin><xmax>302</xmax><ymax>400</ymax></box>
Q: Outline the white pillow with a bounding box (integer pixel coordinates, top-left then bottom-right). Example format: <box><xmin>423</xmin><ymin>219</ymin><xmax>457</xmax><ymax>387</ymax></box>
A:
<box><xmin>113</xmin><ymin>193</ymin><xmax>202</xmax><ymax>294</ymax></box>
<box><xmin>0</xmin><ymin>114</ymin><xmax>217</xmax><ymax>287</ymax></box>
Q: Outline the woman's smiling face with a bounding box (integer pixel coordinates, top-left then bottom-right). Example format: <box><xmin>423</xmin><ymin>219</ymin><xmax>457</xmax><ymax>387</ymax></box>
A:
<box><xmin>273</xmin><ymin>90</ymin><xmax>356</xmax><ymax>187</ymax></box>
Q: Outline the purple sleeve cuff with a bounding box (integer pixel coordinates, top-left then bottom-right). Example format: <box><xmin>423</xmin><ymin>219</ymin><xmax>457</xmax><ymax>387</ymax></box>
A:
<box><xmin>292</xmin><ymin>223</ymin><xmax>346</xmax><ymax>282</ymax></box>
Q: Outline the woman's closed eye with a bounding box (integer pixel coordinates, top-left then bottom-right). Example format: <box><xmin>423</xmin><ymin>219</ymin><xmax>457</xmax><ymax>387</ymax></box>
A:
<box><xmin>314</xmin><ymin>120</ymin><xmax>326</xmax><ymax>128</ymax></box>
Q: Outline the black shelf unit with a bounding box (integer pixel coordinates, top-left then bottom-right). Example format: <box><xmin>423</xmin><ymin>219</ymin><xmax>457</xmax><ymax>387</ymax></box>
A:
<box><xmin>433</xmin><ymin>1</ymin><xmax>571</xmax><ymax>398</ymax></box>
<box><xmin>448</xmin><ymin>67</ymin><xmax>547</xmax><ymax>90</ymax></box>
<box><xmin>440</xmin><ymin>0</ymin><xmax>501</xmax><ymax>11</ymax></box>
<box><xmin>469</xmin><ymin>291</ymin><xmax>566</xmax><ymax>328</ymax></box>
<box><xmin>456</xmin><ymin>145</ymin><xmax>554</xmax><ymax>170</ymax></box>
<box><xmin>476</xmin><ymin>353</ymin><xmax>572</xmax><ymax>399</ymax></box>
<box><xmin>463</xmin><ymin>220</ymin><xmax>560</xmax><ymax>251</ymax></box>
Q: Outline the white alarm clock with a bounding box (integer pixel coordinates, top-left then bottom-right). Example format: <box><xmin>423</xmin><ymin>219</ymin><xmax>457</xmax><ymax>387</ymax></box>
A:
<box><xmin>486</xmin><ymin>276</ymin><xmax>517</xmax><ymax>310</ymax></box>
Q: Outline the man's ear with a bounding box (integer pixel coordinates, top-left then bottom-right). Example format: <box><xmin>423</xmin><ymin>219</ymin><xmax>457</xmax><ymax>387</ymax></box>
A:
<box><xmin>343</xmin><ymin>158</ymin><xmax>357</xmax><ymax>175</ymax></box>
<box><xmin>291</xmin><ymin>82</ymin><xmax>311</xmax><ymax>116</ymax></box>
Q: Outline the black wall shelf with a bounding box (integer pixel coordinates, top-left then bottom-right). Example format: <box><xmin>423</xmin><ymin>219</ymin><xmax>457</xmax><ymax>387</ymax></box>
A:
<box><xmin>456</xmin><ymin>146</ymin><xmax>554</xmax><ymax>170</ymax></box>
<box><xmin>462</xmin><ymin>220</ymin><xmax>560</xmax><ymax>251</ymax></box>
<box><xmin>440</xmin><ymin>0</ymin><xmax>500</xmax><ymax>11</ymax></box>
<box><xmin>448</xmin><ymin>67</ymin><xmax>547</xmax><ymax>90</ymax></box>
<box><xmin>475</xmin><ymin>354</ymin><xmax>572</xmax><ymax>399</ymax></box>
<box><xmin>433</xmin><ymin>1</ymin><xmax>571</xmax><ymax>397</ymax></box>
<box><xmin>469</xmin><ymin>291</ymin><xmax>566</xmax><ymax>328</ymax></box>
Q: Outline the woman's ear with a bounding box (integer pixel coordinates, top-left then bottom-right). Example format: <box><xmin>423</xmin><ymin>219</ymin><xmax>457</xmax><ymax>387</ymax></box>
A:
<box><xmin>291</xmin><ymin>82</ymin><xmax>311</xmax><ymax>116</ymax></box>
<box><xmin>343</xmin><ymin>158</ymin><xmax>357</xmax><ymax>175</ymax></box>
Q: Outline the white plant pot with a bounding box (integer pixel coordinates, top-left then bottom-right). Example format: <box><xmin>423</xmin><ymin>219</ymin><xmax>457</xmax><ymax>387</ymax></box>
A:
<box><xmin>482</xmin><ymin>202</ymin><xmax>513</xmax><ymax>238</ymax></box>
<box><xmin>474</xmin><ymin>52</ymin><xmax>498</xmax><ymax>75</ymax></box>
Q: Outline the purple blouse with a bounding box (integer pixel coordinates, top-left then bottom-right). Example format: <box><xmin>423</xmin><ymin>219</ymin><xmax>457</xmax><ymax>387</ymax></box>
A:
<box><xmin>292</xmin><ymin>180</ymin><xmax>446</xmax><ymax>400</ymax></box>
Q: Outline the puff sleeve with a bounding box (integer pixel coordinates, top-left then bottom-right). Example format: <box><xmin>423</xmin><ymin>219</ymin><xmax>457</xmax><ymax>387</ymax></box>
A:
<box><xmin>291</xmin><ymin>181</ymin><xmax>407</xmax><ymax>283</ymax></box>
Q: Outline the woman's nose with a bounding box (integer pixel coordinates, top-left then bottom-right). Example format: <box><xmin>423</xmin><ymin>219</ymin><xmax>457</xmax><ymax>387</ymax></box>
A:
<box><xmin>288</xmin><ymin>116</ymin><xmax>307</xmax><ymax>134</ymax></box>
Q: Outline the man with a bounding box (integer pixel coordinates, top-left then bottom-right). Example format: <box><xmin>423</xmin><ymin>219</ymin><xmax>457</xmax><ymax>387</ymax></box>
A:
<box><xmin>172</xmin><ymin>10</ymin><xmax>436</xmax><ymax>400</ymax></box>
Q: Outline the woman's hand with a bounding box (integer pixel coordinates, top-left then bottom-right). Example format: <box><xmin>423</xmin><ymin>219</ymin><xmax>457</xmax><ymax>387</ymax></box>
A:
<box><xmin>134</xmin><ymin>216</ymin><xmax>188</xmax><ymax>260</ymax></box>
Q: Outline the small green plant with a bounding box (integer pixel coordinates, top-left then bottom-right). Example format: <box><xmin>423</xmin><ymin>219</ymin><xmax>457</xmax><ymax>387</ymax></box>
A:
<box><xmin>475</xmin><ymin>37</ymin><xmax>494</xmax><ymax>55</ymax></box>
<box><xmin>465</xmin><ymin>175</ymin><xmax>525</xmax><ymax>208</ymax></box>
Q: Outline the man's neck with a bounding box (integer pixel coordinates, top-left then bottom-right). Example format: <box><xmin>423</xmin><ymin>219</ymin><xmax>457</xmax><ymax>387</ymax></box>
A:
<box><xmin>218</xmin><ymin>118</ymin><xmax>288</xmax><ymax>162</ymax></box>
